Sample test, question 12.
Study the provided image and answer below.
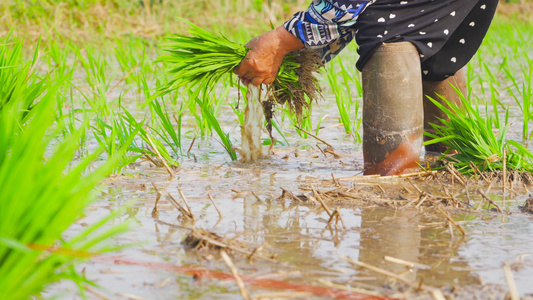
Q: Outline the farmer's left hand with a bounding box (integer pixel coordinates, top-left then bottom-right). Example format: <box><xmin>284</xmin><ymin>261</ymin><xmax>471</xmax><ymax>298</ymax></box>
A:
<box><xmin>235</xmin><ymin>26</ymin><xmax>304</xmax><ymax>86</ymax></box>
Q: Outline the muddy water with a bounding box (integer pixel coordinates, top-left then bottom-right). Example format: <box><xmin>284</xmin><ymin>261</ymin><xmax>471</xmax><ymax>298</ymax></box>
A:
<box><xmin>47</xmin><ymin>113</ymin><xmax>533</xmax><ymax>300</ymax></box>
<box><xmin>45</xmin><ymin>78</ymin><xmax>533</xmax><ymax>299</ymax></box>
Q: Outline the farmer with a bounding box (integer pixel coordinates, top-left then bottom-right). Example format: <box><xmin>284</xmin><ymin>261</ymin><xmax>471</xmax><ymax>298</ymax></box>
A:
<box><xmin>235</xmin><ymin>0</ymin><xmax>499</xmax><ymax>175</ymax></box>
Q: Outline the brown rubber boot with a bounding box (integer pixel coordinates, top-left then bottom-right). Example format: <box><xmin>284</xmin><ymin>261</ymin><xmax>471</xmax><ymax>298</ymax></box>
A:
<box><xmin>362</xmin><ymin>42</ymin><xmax>424</xmax><ymax>176</ymax></box>
<box><xmin>423</xmin><ymin>68</ymin><xmax>467</xmax><ymax>153</ymax></box>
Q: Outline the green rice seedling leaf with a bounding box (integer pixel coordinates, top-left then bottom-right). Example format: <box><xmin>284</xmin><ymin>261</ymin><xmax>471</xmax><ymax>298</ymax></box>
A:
<box><xmin>270</xmin><ymin>117</ymin><xmax>289</xmax><ymax>146</ymax></box>
<box><xmin>424</xmin><ymin>87</ymin><xmax>533</xmax><ymax>174</ymax></box>
<box><xmin>157</xmin><ymin>19</ymin><xmax>247</xmax><ymax>94</ymax></box>
<box><xmin>195</xmin><ymin>94</ymin><xmax>237</xmax><ymax>160</ymax></box>
<box><xmin>150</xmin><ymin>98</ymin><xmax>182</xmax><ymax>156</ymax></box>
<box><xmin>91</xmin><ymin>103</ymin><xmax>145</xmax><ymax>173</ymax></box>
<box><xmin>158</xmin><ymin>20</ymin><xmax>323</xmax><ymax>155</ymax></box>
<box><xmin>118</xmin><ymin>105</ymin><xmax>179</xmax><ymax>167</ymax></box>
<box><xmin>0</xmin><ymin>35</ymin><xmax>45</xmax><ymax>118</ymax></box>
<box><xmin>0</xmin><ymin>74</ymin><xmax>129</xmax><ymax>299</ymax></box>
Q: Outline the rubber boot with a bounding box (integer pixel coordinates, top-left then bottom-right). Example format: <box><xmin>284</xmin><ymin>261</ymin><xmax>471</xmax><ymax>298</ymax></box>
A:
<box><xmin>362</xmin><ymin>42</ymin><xmax>424</xmax><ymax>176</ymax></box>
<box><xmin>423</xmin><ymin>68</ymin><xmax>467</xmax><ymax>153</ymax></box>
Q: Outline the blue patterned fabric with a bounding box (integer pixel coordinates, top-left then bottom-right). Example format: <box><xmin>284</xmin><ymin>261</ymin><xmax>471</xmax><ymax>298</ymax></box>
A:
<box><xmin>284</xmin><ymin>0</ymin><xmax>375</xmax><ymax>63</ymax></box>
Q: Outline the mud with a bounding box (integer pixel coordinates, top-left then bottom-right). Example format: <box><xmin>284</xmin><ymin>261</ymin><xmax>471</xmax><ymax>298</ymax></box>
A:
<box><xmin>43</xmin><ymin>52</ymin><xmax>533</xmax><ymax>299</ymax></box>
<box><xmin>45</xmin><ymin>121</ymin><xmax>533</xmax><ymax>300</ymax></box>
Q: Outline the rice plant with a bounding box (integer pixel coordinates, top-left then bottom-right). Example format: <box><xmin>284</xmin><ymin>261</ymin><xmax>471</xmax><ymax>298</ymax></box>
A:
<box><xmin>157</xmin><ymin>20</ymin><xmax>323</xmax><ymax>149</ymax></box>
<box><xmin>0</xmin><ymin>40</ymin><xmax>128</xmax><ymax>299</ymax></box>
<box><xmin>149</xmin><ymin>98</ymin><xmax>182</xmax><ymax>157</ymax></box>
<box><xmin>0</xmin><ymin>35</ymin><xmax>44</xmax><ymax>117</ymax></box>
<box><xmin>195</xmin><ymin>95</ymin><xmax>238</xmax><ymax>160</ymax></box>
<box><xmin>326</xmin><ymin>56</ymin><xmax>362</xmax><ymax>142</ymax></box>
<box><xmin>503</xmin><ymin>56</ymin><xmax>533</xmax><ymax>140</ymax></box>
<box><xmin>424</xmin><ymin>89</ymin><xmax>533</xmax><ymax>174</ymax></box>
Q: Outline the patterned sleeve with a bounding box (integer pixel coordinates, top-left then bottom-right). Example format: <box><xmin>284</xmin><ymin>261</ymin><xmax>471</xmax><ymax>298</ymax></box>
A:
<box><xmin>284</xmin><ymin>0</ymin><xmax>374</xmax><ymax>62</ymax></box>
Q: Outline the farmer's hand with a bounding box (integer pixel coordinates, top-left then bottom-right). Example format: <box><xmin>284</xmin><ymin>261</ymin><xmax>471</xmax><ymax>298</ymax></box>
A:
<box><xmin>235</xmin><ymin>26</ymin><xmax>304</xmax><ymax>86</ymax></box>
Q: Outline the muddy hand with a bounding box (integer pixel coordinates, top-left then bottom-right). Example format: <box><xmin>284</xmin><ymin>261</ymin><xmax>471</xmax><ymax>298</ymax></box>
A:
<box><xmin>234</xmin><ymin>26</ymin><xmax>304</xmax><ymax>86</ymax></box>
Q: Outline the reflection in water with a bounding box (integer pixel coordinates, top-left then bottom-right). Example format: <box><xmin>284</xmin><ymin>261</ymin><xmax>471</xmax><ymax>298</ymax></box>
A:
<box><xmin>241</xmin><ymin>193</ymin><xmax>482</xmax><ymax>291</ymax></box>
<box><xmin>48</xmin><ymin>144</ymin><xmax>533</xmax><ymax>299</ymax></box>
<box><xmin>358</xmin><ymin>207</ymin><xmax>481</xmax><ymax>288</ymax></box>
<box><xmin>359</xmin><ymin>207</ymin><xmax>422</xmax><ymax>283</ymax></box>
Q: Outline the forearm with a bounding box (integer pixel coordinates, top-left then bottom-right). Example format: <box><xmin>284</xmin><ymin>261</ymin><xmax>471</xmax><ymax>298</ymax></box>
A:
<box><xmin>269</xmin><ymin>26</ymin><xmax>305</xmax><ymax>57</ymax></box>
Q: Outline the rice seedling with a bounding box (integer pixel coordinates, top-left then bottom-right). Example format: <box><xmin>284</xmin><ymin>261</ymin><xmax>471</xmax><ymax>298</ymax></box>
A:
<box><xmin>503</xmin><ymin>57</ymin><xmax>533</xmax><ymax>140</ymax></box>
<box><xmin>0</xmin><ymin>40</ymin><xmax>128</xmax><ymax>299</ymax></box>
<box><xmin>325</xmin><ymin>56</ymin><xmax>362</xmax><ymax>142</ymax></box>
<box><xmin>471</xmin><ymin>15</ymin><xmax>533</xmax><ymax>141</ymax></box>
<box><xmin>45</xmin><ymin>40</ymin><xmax>77</xmax><ymax>85</ymax></box>
<box><xmin>56</xmin><ymin>88</ymin><xmax>90</xmax><ymax>149</ymax></box>
<box><xmin>74</xmin><ymin>47</ymin><xmax>115</xmax><ymax>116</ymax></box>
<box><xmin>195</xmin><ymin>95</ymin><xmax>238</xmax><ymax>160</ymax></box>
<box><xmin>0</xmin><ymin>35</ymin><xmax>44</xmax><ymax>117</ymax></box>
<box><xmin>424</xmin><ymin>89</ymin><xmax>533</xmax><ymax>174</ymax></box>
<box><xmin>91</xmin><ymin>115</ymin><xmax>144</xmax><ymax>173</ymax></box>
<box><xmin>114</xmin><ymin>37</ymin><xmax>160</xmax><ymax>98</ymax></box>
<box><xmin>157</xmin><ymin>19</ymin><xmax>323</xmax><ymax>153</ymax></box>
<box><xmin>149</xmin><ymin>99</ymin><xmax>182</xmax><ymax>156</ymax></box>
<box><xmin>92</xmin><ymin>102</ymin><xmax>180</xmax><ymax>172</ymax></box>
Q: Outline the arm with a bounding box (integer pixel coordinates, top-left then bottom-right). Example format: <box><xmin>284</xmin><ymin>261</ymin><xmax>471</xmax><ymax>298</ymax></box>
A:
<box><xmin>235</xmin><ymin>0</ymin><xmax>373</xmax><ymax>86</ymax></box>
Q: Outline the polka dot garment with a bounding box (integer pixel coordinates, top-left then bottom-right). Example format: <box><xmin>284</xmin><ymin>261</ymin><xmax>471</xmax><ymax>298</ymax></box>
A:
<box><xmin>354</xmin><ymin>0</ymin><xmax>499</xmax><ymax>81</ymax></box>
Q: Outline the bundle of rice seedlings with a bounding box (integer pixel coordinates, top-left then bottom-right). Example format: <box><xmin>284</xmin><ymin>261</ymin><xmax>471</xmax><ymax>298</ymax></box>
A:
<box><xmin>424</xmin><ymin>92</ymin><xmax>533</xmax><ymax>174</ymax></box>
<box><xmin>157</xmin><ymin>20</ymin><xmax>323</xmax><ymax>138</ymax></box>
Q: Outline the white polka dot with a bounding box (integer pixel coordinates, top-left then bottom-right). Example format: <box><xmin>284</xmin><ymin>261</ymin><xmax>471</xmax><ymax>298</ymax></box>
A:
<box><xmin>378</xmin><ymin>17</ymin><xmax>386</xmax><ymax>22</ymax></box>
<box><xmin>419</xmin><ymin>31</ymin><xmax>426</xmax><ymax>35</ymax></box>
<box><xmin>377</xmin><ymin>34</ymin><xmax>383</xmax><ymax>38</ymax></box>
<box><xmin>444</xmin><ymin>29</ymin><xmax>449</xmax><ymax>35</ymax></box>
<box><xmin>420</xmin><ymin>54</ymin><xmax>425</xmax><ymax>58</ymax></box>
<box><xmin>400</xmin><ymin>1</ymin><xmax>408</xmax><ymax>4</ymax></box>
<box><xmin>384</xmin><ymin>30</ymin><xmax>388</xmax><ymax>35</ymax></box>
<box><xmin>450</xmin><ymin>11</ymin><xmax>456</xmax><ymax>16</ymax></box>
<box><xmin>408</xmin><ymin>23</ymin><xmax>415</xmax><ymax>28</ymax></box>
<box><xmin>427</xmin><ymin>42</ymin><xmax>433</xmax><ymax>48</ymax></box>
<box><xmin>390</xmin><ymin>13</ymin><xmax>396</xmax><ymax>19</ymax></box>
<box><xmin>451</xmin><ymin>57</ymin><xmax>457</xmax><ymax>63</ymax></box>
<box><xmin>423</xmin><ymin>70</ymin><xmax>429</xmax><ymax>75</ymax></box>
<box><xmin>481</xmin><ymin>4</ymin><xmax>486</xmax><ymax>9</ymax></box>
<box><xmin>434</xmin><ymin>19</ymin><xmax>439</xmax><ymax>22</ymax></box>
<box><xmin>459</xmin><ymin>38</ymin><xmax>466</xmax><ymax>44</ymax></box>
<box><xmin>470</xmin><ymin>22</ymin><xmax>476</xmax><ymax>27</ymax></box>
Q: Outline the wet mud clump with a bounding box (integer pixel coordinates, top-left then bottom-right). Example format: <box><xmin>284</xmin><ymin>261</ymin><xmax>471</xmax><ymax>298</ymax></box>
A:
<box><xmin>182</xmin><ymin>228</ymin><xmax>276</xmax><ymax>261</ymax></box>
<box><xmin>520</xmin><ymin>194</ymin><xmax>533</xmax><ymax>214</ymax></box>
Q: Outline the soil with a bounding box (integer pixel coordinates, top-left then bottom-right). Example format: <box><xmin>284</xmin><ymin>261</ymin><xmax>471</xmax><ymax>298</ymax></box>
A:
<box><xmin>48</xmin><ymin>132</ymin><xmax>533</xmax><ymax>299</ymax></box>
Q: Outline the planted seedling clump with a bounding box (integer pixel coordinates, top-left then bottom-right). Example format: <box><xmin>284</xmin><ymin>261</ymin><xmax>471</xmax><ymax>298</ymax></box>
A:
<box><xmin>424</xmin><ymin>92</ymin><xmax>533</xmax><ymax>178</ymax></box>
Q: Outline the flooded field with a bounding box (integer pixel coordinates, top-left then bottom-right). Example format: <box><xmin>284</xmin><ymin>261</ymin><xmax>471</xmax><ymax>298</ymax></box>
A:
<box><xmin>2</xmin><ymin>3</ymin><xmax>532</xmax><ymax>299</ymax></box>
<box><xmin>46</xmin><ymin>99</ymin><xmax>533</xmax><ymax>299</ymax></box>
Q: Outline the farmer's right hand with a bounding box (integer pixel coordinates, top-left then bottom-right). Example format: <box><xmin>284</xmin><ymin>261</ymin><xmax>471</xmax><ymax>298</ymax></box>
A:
<box><xmin>234</xmin><ymin>26</ymin><xmax>304</xmax><ymax>86</ymax></box>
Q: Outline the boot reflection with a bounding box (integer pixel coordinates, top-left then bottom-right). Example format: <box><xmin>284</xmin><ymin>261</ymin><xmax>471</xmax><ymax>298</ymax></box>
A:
<box><xmin>358</xmin><ymin>207</ymin><xmax>482</xmax><ymax>288</ymax></box>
